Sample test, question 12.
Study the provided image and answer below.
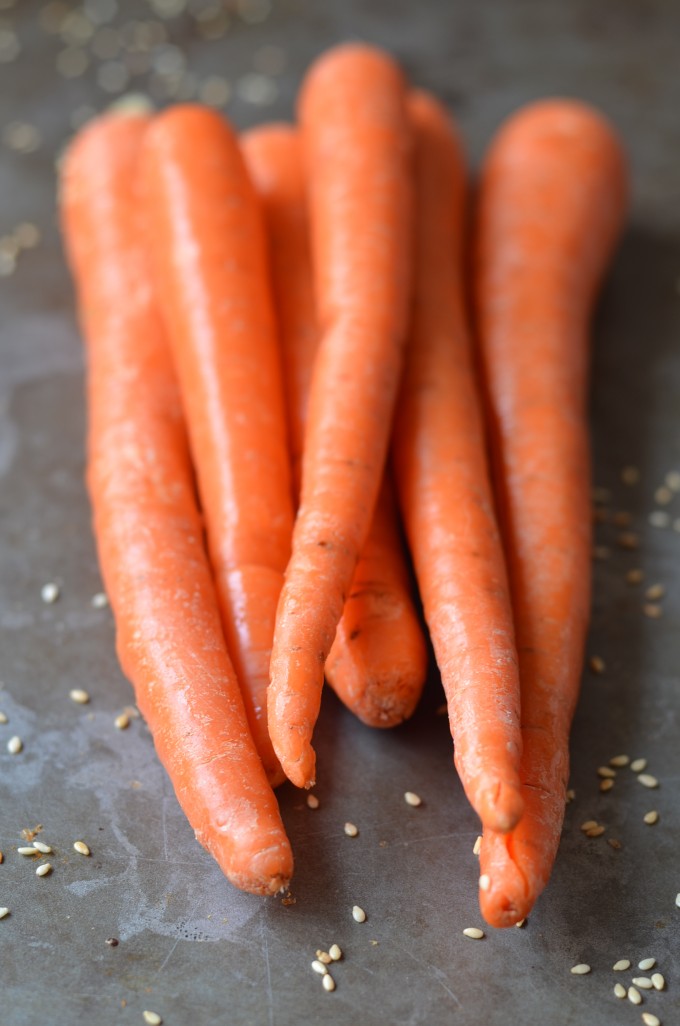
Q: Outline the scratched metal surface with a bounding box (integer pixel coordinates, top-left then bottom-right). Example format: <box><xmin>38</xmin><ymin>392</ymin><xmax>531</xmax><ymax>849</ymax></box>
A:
<box><xmin>1</xmin><ymin>1</ymin><xmax>680</xmax><ymax>1024</ymax></box>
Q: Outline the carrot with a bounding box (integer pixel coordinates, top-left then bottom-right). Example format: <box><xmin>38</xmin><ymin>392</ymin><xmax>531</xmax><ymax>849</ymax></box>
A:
<box><xmin>60</xmin><ymin>112</ymin><xmax>293</xmax><ymax>895</ymax></box>
<box><xmin>139</xmin><ymin>106</ymin><xmax>294</xmax><ymax>787</ymax></box>
<box><xmin>392</xmin><ymin>90</ymin><xmax>523</xmax><ymax>833</ymax></box>
<box><xmin>474</xmin><ymin>100</ymin><xmax>627</xmax><ymax>925</ymax></box>
<box><xmin>266</xmin><ymin>45</ymin><xmax>413</xmax><ymax>786</ymax></box>
<box><xmin>241</xmin><ymin>123</ymin><xmax>427</xmax><ymax>728</ymax></box>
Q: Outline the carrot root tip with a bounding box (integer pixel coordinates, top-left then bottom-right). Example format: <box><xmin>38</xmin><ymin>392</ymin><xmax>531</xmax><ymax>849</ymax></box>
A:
<box><xmin>476</xmin><ymin>780</ymin><xmax>524</xmax><ymax>834</ymax></box>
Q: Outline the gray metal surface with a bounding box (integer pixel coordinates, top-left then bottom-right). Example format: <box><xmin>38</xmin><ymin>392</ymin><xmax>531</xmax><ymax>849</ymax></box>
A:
<box><xmin>1</xmin><ymin>1</ymin><xmax>679</xmax><ymax>1023</ymax></box>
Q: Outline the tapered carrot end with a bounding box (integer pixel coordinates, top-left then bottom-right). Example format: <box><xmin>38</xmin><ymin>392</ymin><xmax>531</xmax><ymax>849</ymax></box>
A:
<box><xmin>476</xmin><ymin>779</ymin><xmax>525</xmax><ymax>834</ymax></box>
<box><xmin>479</xmin><ymin>859</ymin><xmax>531</xmax><ymax>928</ymax></box>
<box><xmin>208</xmin><ymin>833</ymin><xmax>294</xmax><ymax>897</ymax></box>
<box><xmin>279</xmin><ymin>744</ymin><xmax>316</xmax><ymax>790</ymax></box>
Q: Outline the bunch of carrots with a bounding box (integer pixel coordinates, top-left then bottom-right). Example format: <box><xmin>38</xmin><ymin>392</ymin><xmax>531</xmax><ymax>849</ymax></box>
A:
<box><xmin>60</xmin><ymin>44</ymin><xmax>627</xmax><ymax>927</ymax></box>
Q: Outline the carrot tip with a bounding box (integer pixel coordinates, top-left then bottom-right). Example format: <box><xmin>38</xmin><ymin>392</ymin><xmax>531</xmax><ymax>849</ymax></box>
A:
<box><xmin>279</xmin><ymin>746</ymin><xmax>316</xmax><ymax>790</ymax></box>
<box><xmin>476</xmin><ymin>781</ymin><xmax>524</xmax><ymax>834</ymax></box>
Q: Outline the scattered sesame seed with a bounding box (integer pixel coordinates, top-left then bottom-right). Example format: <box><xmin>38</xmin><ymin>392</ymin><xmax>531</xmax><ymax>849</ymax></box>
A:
<box><xmin>641</xmin><ymin>1014</ymin><xmax>660</xmax><ymax>1026</ymax></box>
<box><xmin>0</xmin><ymin>852</ymin><xmax>3</xmax><ymax>863</ymax></box>
<box><xmin>0</xmin><ymin>907</ymin><xmax>8</xmax><ymax>919</ymax></box>
<box><xmin>14</xmin><ymin>223</ymin><xmax>40</xmax><ymax>249</ymax></box>
<box><xmin>514</xmin><ymin>919</ymin><xmax>525</xmax><ymax>928</ymax></box>
<box><xmin>306</xmin><ymin>794</ymin><xmax>319</xmax><ymax>809</ymax></box>
<box><xmin>463</xmin><ymin>927</ymin><xmax>484</xmax><ymax>940</ymax></box>
<box><xmin>585</xmin><ymin>825</ymin><xmax>605</xmax><ymax>838</ymax></box>
<box><xmin>32</xmin><ymin>841</ymin><xmax>51</xmax><ymax>854</ymax></box>
<box><xmin>198</xmin><ymin>75</ymin><xmax>231</xmax><ymax>107</ymax></box>
<box><xmin>627</xmin><ymin>986</ymin><xmax>642</xmax><ymax>1005</ymax></box>
<box><xmin>35</xmin><ymin>862</ymin><xmax>51</xmax><ymax>877</ymax></box>
<box><xmin>74</xmin><ymin>841</ymin><xmax>90</xmax><ymax>856</ymax></box>
<box><xmin>614</xmin><ymin>510</ymin><xmax>633</xmax><ymax>526</ymax></box>
<box><xmin>3</xmin><ymin>121</ymin><xmax>41</xmax><ymax>153</ymax></box>
<box><xmin>70</xmin><ymin>689</ymin><xmax>90</xmax><ymax>704</ymax></box>
<box><xmin>344</xmin><ymin>823</ymin><xmax>358</xmax><ymax>837</ymax></box>
<box><xmin>592</xmin><ymin>486</ymin><xmax>611</xmax><ymax>503</ymax></box>
<box><xmin>114</xmin><ymin>713</ymin><xmax>130</xmax><ymax>730</ymax></box>
<box><xmin>607</xmin><ymin>838</ymin><xmax>622</xmax><ymax>849</ymax></box>
<box><xmin>580</xmin><ymin>820</ymin><xmax>599</xmax><ymax>832</ymax></box>
<box><xmin>91</xmin><ymin>592</ymin><xmax>109</xmax><ymax>608</ymax></box>
<box><xmin>566</xmin><ymin>788</ymin><xmax>575</xmax><ymax>802</ymax></box>
<box><xmin>614</xmin><ymin>983</ymin><xmax>627</xmax><ymax>998</ymax></box>
<box><xmin>311</xmin><ymin>959</ymin><xmax>328</xmax><ymax>975</ymax></box>
<box><xmin>675</xmin><ymin>893</ymin><xmax>680</xmax><ymax>908</ymax></box>
<box><xmin>7</xmin><ymin>736</ymin><xmax>22</xmax><ymax>754</ymax></box>
<box><xmin>643</xmin><ymin>810</ymin><xmax>659</xmax><ymax>825</ymax></box>
<box><xmin>404</xmin><ymin>791</ymin><xmax>422</xmax><ymax>807</ymax></box>
<box><xmin>649</xmin><ymin>510</ymin><xmax>670</xmax><ymax>529</ymax></box>
<box><xmin>322</xmin><ymin>974</ymin><xmax>335</xmax><ymax>992</ymax></box>
<box><xmin>632</xmin><ymin>977</ymin><xmax>653</xmax><ymax>990</ymax></box>
<box><xmin>638</xmin><ymin>958</ymin><xmax>656</xmax><ymax>971</ymax></box>
<box><xmin>17</xmin><ymin>846</ymin><xmax>37</xmax><ymax>855</ymax></box>
<box><xmin>621</xmin><ymin>465</ymin><xmax>640</xmax><ymax>485</ymax></box>
<box><xmin>0</xmin><ymin>711</ymin><xmax>7</xmax><ymax>723</ymax></box>
<box><xmin>618</xmin><ymin>531</ymin><xmax>640</xmax><ymax>550</ymax></box>
<box><xmin>651</xmin><ymin>973</ymin><xmax>665</xmax><ymax>991</ymax></box>
<box><xmin>638</xmin><ymin>774</ymin><xmax>659</xmax><ymax>789</ymax></box>
<box><xmin>666</xmin><ymin>470</ymin><xmax>680</xmax><ymax>491</ymax></box>
<box><xmin>479</xmin><ymin>874</ymin><xmax>490</xmax><ymax>891</ymax></box>
<box><xmin>600</xmin><ymin>779</ymin><xmax>615</xmax><ymax>793</ymax></box>
<box><xmin>630</xmin><ymin>758</ymin><xmax>647</xmax><ymax>772</ymax></box>
<box><xmin>570</xmin><ymin>963</ymin><xmax>591</xmax><ymax>975</ymax></box>
<box><xmin>473</xmin><ymin>835</ymin><xmax>482</xmax><ymax>856</ymax></box>
<box><xmin>236</xmin><ymin>72</ymin><xmax>278</xmax><ymax>105</ymax></box>
<box><xmin>610</xmin><ymin>754</ymin><xmax>630</xmax><ymax>767</ymax></box>
<box><xmin>105</xmin><ymin>937</ymin><xmax>119</xmax><ymax>946</ymax></box>
<box><xmin>589</xmin><ymin>656</ymin><xmax>606</xmax><ymax>674</ymax></box>
<box><xmin>328</xmin><ymin>944</ymin><xmax>342</xmax><ymax>961</ymax></box>
<box><xmin>645</xmin><ymin>584</ymin><xmax>665</xmax><ymax>601</ymax></box>
<box><xmin>56</xmin><ymin>45</ymin><xmax>90</xmax><ymax>78</ymax></box>
<box><xmin>315</xmin><ymin>950</ymin><xmax>332</xmax><ymax>964</ymax></box>
<box><xmin>592</xmin><ymin>545</ymin><xmax>611</xmax><ymax>560</ymax></box>
<box><xmin>654</xmin><ymin>486</ymin><xmax>673</xmax><ymax>505</ymax></box>
<box><xmin>142</xmin><ymin>1014</ymin><xmax>162</xmax><ymax>1026</ymax></box>
<box><xmin>643</xmin><ymin>603</ymin><xmax>663</xmax><ymax>618</ymax></box>
<box><xmin>352</xmin><ymin>905</ymin><xmax>366</xmax><ymax>923</ymax></box>
<box><xmin>597</xmin><ymin>766</ymin><xmax>616</xmax><ymax>778</ymax></box>
<box><xmin>626</xmin><ymin>568</ymin><xmax>644</xmax><ymax>584</ymax></box>
<box><xmin>41</xmin><ymin>582</ymin><xmax>60</xmax><ymax>604</ymax></box>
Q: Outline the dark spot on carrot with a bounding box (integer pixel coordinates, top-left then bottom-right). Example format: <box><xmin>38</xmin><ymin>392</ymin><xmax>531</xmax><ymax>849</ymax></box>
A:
<box><xmin>349</xmin><ymin>628</ymin><xmax>361</xmax><ymax>641</ymax></box>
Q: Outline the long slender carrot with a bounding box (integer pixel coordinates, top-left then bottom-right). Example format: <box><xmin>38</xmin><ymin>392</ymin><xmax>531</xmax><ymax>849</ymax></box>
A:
<box><xmin>241</xmin><ymin>124</ymin><xmax>427</xmax><ymax>728</ymax></box>
<box><xmin>392</xmin><ymin>90</ymin><xmax>523</xmax><ymax>833</ymax></box>
<box><xmin>474</xmin><ymin>100</ymin><xmax>627</xmax><ymax>925</ymax></box>
<box><xmin>60</xmin><ymin>112</ymin><xmax>293</xmax><ymax>894</ymax></box>
<box><xmin>139</xmin><ymin>106</ymin><xmax>294</xmax><ymax>787</ymax></box>
<box><xmin>267</xmin><ymin>45</ymin><xmax>413</xmax><ymax>786</ymax></box>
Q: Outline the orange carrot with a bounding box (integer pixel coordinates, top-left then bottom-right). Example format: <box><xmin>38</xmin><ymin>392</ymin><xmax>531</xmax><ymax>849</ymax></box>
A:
<box><xmin>267</xmin><ymin>45</ymin><xmax>413</xmax><ymax>786</ymax></box>
<box><xmin>139</xmin><ymin>106</ymin><xmax>294</xmax><ymax>787</ymax></box>
<box><xmin>474</xmin><ymin>100</ymin><xmax>627</xmax><ymax>925</ymax></box>
<box><xmin>242</xmin><ymin>123</ymin><xmax>427</xmax><ymax>728</ymax></box>
<box><xmin>60</xmin><ymin>112</ymin><xmax>293</xmax><ymax>894</ymax></box>
<box><xmin>392</xmin><ymin>90</ymin><xmax>523</xmax><ymax>833</ymax></box>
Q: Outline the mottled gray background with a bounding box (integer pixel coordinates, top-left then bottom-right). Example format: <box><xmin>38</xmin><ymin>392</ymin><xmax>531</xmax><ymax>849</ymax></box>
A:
<box><xmin>1</xmin><ymin>1</ymin><xmax>679</xmax><ymax>1024</ymax></box>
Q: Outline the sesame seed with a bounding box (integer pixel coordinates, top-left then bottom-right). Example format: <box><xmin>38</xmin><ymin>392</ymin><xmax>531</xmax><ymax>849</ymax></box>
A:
<box><xmin>666</xmin><ymin>469</ymin><xmax>680</xmax><ymax>491</ymax></box>
<box><xmin>463</xmin><ymin>927</ymin><xmax>484</xmax><ymax>940</ymax></box>
<box><xmin>306</xmin><ymin>794</ymin><xmax>319</xmax><ymax>809</ymax></box>
<box><xmin>0</xmin><ymin>711</ymin><xmax>7</xmax><ymax>723</ymax></box>
<box><xmin>618</xmin><ymin>531</ymin><xmax>640</xmax><ymax>550</ymax></box>
<box><xmin>91</xmin><ymin>591</ymin><xmax>108</xmax><ymax>608</ymax></box>
<box><xmin>7</xmin><ymin>736</ymin><xmax>22</xmax><ymax>754</ymax></box>
<box><xmin>570</xmin><ymin>963</ymin><xmax>591</xmax><ymax>975</ymax></box>
<box><xmin>142</xmin><ymin>1014</ymin><xmax>162</xmax><ymax>1026</ymax></box>
<box><xmin>630</xmin><ymin>758</ymin><xmax>647</xmax><ymax>772</ymax></box>
<box><xmin>643</xmin><ymin>603</ymin><xmax>663</xmax><ymax>618</ymax></box>
<box><xmin>114</xmin><ymin>713</ymin><xmax>130</xmax><ymax>730</ymax></box>
<box><xmin>654</xmin><ymin>486</ymin><xmax>673</xmax><ymax>505</ymax></box>
<box><xmin>352</xmin><ymin>905</ymin><xmax>366</xmax><ymax>923</ymax></box>
<box><xmin>344</xmin><ymin>822</ymin><xmax>358</xmax><ymax>837</ymax></box>
<box><xmin>3</xmin><ymin>121</ymin><xmax>41</xmax><ymax>153</ymax></box>
<box><xmin>614</xmin><ymin>983</ymin><xmax>627</xmax><ymax>998</ymax></box>
<box><xmin>35</xmin><ymin>862</ymin><xmax>51</xmax><ymax>877</ymax></box>
<box><xmin>610</xmin><ymin>754</ymin><xmax>630</xmax><ymax>767</ymax></box>
<box><xmin>322</xmin><ymin>974</ymin><xmax>335</xmax><ymax>992</ymax></box>
<box><xmin>70</xmin><ymin>689</ymin><xmax>90</xmax><ymax>704</ymax></box>
<box><xmin>641</xmin><ymin>1014</ymin><xmax>660</xmax><ymax>1026</ymax></box>
<box><xmin>14</xmin><ymin>222</ymin><xmax>40</xmax><ymax>249</ymax></box>
<box><xmin>597</xmin><ymin>766</ymin><xmax>616</xmax><ymax>778</ymax></box>
<box><xmin>676</xmin><ymin>893</ymin><xmax>680</xmax><ymax>908</ymax></box>
<box><xmin>649</xmin><ymin>511</ymin><xmax>670</xmax><ymax>529</ymax></box>
<box><xmin>403</xmin><ymin>790</ymin><xmax>423</xmax><ymax>807</ymax></box>
<box><xmin>600</xmin><ymin>779</ymin><xmax>615</xmax><ymax>793</ymax></box>
<box><xmin>613</xmin><ymin>959</ymin><xmax>631</xmax><ymax>971</ymax></box>
<box><xmin>638</xmin><ymin>958</ymin><xmax>656</xmax><ymax>971</ymax></box>
<box><xmin>41</xmin><ymin>582</ymin><xmax>60</xmax><ymax>604</ymax></box>
<box><xmin>645</xmin><ymin>584</ymin><xmax>665</xmax><ymax>601</ymax></box>
<box><xmin>580</xmin><ymin>820</ymin><xmax>599</xmax><ymax>832</ymax></box>
<box><xmin>0</xmin><ymin>908</ymin><xmax>8</xmax><ymax>919</ymax></box>
<box><xmin>315</xmin><ymin>950</ymin><xmax>332</xmax><ymax>964</ymax></box>
<box><xmin>592</xmin><ymin>545</ymin><xmax>611</xmax><ymax>560</ymax></box>
<box><xmin>632</xmin><ymin>977</ymin><xmax>653</xmax><ymax>990</ymax></box>
<box><xmin>32</xmin><ymin>841</ymin><xmax>51</xmax><ymax>854</ymax></box>
<box><xmin>473</xmin><ymin>835</ymin><xmax>482</xmax><ymax>856</ymax></box>
<box><xmin>621</xmin><ymin>465</ymin><xmax>640</xmax><ymax>485</ymax></box>
<box><xmin>565</xmin><ymin>788</ymin><xmax>575</xmax><ymax>802</ymax></box>
<box><xmin>638</xmin><ymin>774</ymin><xmax>659</xmax><ymax>789</ymax></box>
<box><xmin>628</xmin><ymin>986</ymin><xmax>642</xmax><ymax>1005</ymax></box>
<box><xmin>589</xmin><ymin>656</ymin><xmax>606</xmax><ymax>674</ymax></box>
<box><xmin>514</xmin><ymin>919</ymin><xmax>526</xmax><ymax>928</ymax></box>
<box><xmin>74</xmin><ymin>841</ymin><xmax>90</xmax><ymax>856</ymax></box>
<box><xmin>236</xmin><ymin>72</ymin><xmax>278</xmax><ymax>105</ymax></box>
<box><xmin>311</xmin><ymin>959</ymin><xmax>328</xmax><ymax>975</ymax></box>
<box><xmin>328</xmin><ymin>944</ymin><xmax>342</xmax><ymax>961</ymax></box>
<box><xmin>651</xmin><ymin>973</ymin><xmax>665</xmax><ymax>991</ymax></box>
<box><xmin>0</xmin><ymin>852</ymin><xmax>3</xmax><ymax>863</ymax></box>
<box><xmin>585</xmin><ymin>825</ymin><xmax>605</xmax><ymax>837</ymax></box>
<box><xmin>198</xmin><ymin>75</ymin><xmax>231</xmax><ymax>107</ymax></box>
<box><xmin>479</xmin><ymin>874</ymin><xmax>491</xmax><ymax>891</ymax></box>
<box><xmin>592</xmin><ymin>486</ymin><xmax>611</xmax><ymax>503</ymax></box>
<box><xmin>607</xmin><ymin>838</ymin><xmax>622</xmax><ymax>849</ymax></box>
<box><xmin>626</xmin><ymin>569</ymin><xmax>644</xmax><ymax>584</ymax></box>
<box><xmin>17</xmin><ymin>846</ymin><xmax>37</xmax><ymax>855</ymax></box>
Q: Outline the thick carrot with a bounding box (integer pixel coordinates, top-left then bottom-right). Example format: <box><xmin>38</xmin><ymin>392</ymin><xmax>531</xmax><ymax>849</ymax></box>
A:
<box><xmin>139</xmin><ymin>106</ymin><xmax>294</xmax><ymax>787</ymax></box>
<box><xmin>474</xmin><ymin>100</ymin><xmax>627</xmax><ymax>925</ymax></box>
<box><xmin>60</xmin><ymin>112</ymin><xmax>293</xmax><ymax>895</ymax></box>
<box><xmin>267</xmin><ymin>45</ymin><xmax>413</xmax><ymax>786</ymax></box>
<box><xmin>241</xmin><ymin>124</ymin><xmax>427</xmax><ymax>728</ymax></box>
<box><xmin>392</xmin><ymin>90</ymin><xmax>523</xmax><ymax>833</ymax></box>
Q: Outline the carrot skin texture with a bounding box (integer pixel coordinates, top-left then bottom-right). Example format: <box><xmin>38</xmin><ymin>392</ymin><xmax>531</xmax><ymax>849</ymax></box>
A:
<box><xmin>60</xmin><ymin>114</ymin><xmax>293</xmax><ymax>894</ymax></box>
<box><xmin>474</xmin><ymin>100</ymin><xmax>628</xmax><ymax>925</ymax></box>
<box><xmin>392</xmin><ymin>90</ymin><xmax>524</xmax><ymax>833</ymax></box>
<box><xmin>267</xmin><ymin>45</ymin><xmax>413</xmax><ymax>786</ymax></box>
<box><xmin>242</xmin><ymin>123</ymin><xmax>426</xmax><ymax>729</ymax></box>
<box><xmin>140</xmin><ymin>106</ymin><xmax>294</xmax><ymax>787</ymax></box>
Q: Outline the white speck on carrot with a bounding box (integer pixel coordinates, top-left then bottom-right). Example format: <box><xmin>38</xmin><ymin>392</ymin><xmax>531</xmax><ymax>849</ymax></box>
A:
<box><xmin>479</xmin><ymin>874</ymin><xmax>490</xmax><ymax>891</ymax></box>
<box><xmin>473</xmin><ymin>835</ymin><xmax>482</xmax><ymax>856</ymax></box>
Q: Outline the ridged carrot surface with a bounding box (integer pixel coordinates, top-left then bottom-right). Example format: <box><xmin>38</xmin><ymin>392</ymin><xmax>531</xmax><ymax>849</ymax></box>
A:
<box><xmin>60</xmin><ymin>112</ymin><xmax>293</xmax><ymax>894</ymax></box>
<box><xmin>140</xmin><ymin>106</ymin><xmax>294</xmax><ymax>786</ymax></box>
<box><xmin>267</xmin><ymin>45</ymin><xmax>414</xmax><ymax>786</ymax></box>
<box><xmin>393</xmin><ymin>90</ymin><xmax>523</xmax><ymax>833</ymax></box>
<box><xmin>474</xmin><ymin>100</ymin><xmax>627</xmax><ymax>925</ymax></box>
